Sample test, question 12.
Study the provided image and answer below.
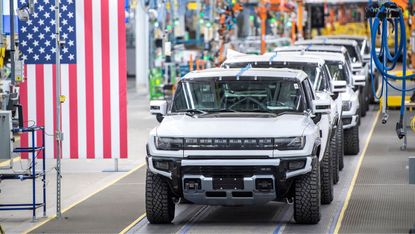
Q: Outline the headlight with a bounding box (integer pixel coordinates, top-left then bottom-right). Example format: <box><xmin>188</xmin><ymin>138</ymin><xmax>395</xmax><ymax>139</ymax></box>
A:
<box><xmin>274</xmin><ymin>137</ymin><xmax>305</xmax><ymax>151</ymax></box>
<box><xmin>155</xmin><ymin>137</ymin><xmax>183</xmax><ymax>151</ymax></box>
<box><xmin>342</xmin><ymin>101</ymin><xmax>352</xmax><ymax>112</ymax></box>
<box><xmin>152</xmin><ymin>159</ymin><xmax>173</xmax><ymax>171</ymax></box>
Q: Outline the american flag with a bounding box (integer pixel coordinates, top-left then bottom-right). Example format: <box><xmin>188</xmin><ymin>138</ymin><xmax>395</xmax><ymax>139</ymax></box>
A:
<box><xmin>18</xmin><ymin>0</ymin><xmax>128</xmax><ymax>159</ymax></box>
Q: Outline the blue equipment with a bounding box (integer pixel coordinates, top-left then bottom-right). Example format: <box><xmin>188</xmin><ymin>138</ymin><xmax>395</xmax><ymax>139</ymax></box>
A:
<box><xmin>0</xmin><ymin>126</ymin><xmax>46</xmax><ymax>221</ymax></box>
<box><xmin>367</xmin><ymin>1</ymin><xmax>413</xmax><ymax>147</ymax></box>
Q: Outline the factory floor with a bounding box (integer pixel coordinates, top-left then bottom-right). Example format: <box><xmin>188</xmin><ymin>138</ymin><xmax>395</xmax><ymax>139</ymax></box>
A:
<box><xmin>2</xmin><ymin>88</ymin><xmax>415</xmax><ymax>233</ymax></box>
<box><xmin>0</xmin><ymin>79</ymin><xmax>158</xmax><ymax>233</ymax></box>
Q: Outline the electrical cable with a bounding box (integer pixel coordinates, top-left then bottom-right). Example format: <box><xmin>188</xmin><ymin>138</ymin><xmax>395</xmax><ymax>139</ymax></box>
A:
<box><xmin>367</xmin><ymin>1</ymin><xmax>411</xmax><ymax>139</ymax></box>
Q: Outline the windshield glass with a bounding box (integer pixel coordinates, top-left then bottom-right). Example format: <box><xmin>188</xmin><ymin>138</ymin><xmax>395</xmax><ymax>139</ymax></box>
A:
<box><xmin>355</xmin><ymin>40</ymin><xmax>363</xmax><ymax>50</ymax></box>
<box><xmin>327</xmin><ymin>62</ymin><xmax>351</xmax><ymax>84</ymax></box>
<box><xmin>171</xmin><ymin>78</ymin><xmax>305</xmax><ymax>114</ymax></box>
<box><xmin>226</xmin><ymin>61</ymin><xmax>320</xmax><ymax>86</ymax></box>
<box><xmin>344</xmin><ymin>51</ymin><xmax>353</xmax><ymax>66</ymax></box>
<box><xmin>344</xmin><ymin>45</ymin><xmax>361</xmax><ymax>62</ymax></box>
<box><xmin>307</xmin><ymin>43</ymin><xmax>360</xmax><ymax>63</ymax></box>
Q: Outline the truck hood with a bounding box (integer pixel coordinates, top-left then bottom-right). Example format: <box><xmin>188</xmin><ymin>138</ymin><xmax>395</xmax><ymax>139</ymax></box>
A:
<box><xmin>156</xmin><ymin>114</ymin><xmax>311</xmax><ymax>138</ymax></box>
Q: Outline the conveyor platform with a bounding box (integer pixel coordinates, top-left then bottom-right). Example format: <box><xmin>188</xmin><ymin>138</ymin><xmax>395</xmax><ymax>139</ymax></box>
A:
<box><xmin>23</xmin><ymin>110</ymin><xmax>415</xmax><ymax>234</ymax></box>
<box><xmin>337</xmin><ymin>111</ymin><xmax>415</xmax><ymax>233</ymax></box>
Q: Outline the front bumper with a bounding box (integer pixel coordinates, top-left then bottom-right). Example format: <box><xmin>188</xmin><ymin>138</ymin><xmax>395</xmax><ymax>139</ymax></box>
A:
<box><xmin>147</xmin><ymin>156</ymin><xmax>314</xmax><ymax>205</ymax></box>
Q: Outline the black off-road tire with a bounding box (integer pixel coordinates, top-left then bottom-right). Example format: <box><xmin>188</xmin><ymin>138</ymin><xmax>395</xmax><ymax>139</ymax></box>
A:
<box><xmin>368</xmin><ymin>76</ymin><xmax>377</xmax><ymax>105</ymax></box>
<box><xmin>359</xmin><ymin>90</ymin><xmax>367</xmax><ymax>117</ymax></box>
<box><xmin>365</xmin><ymin>82</ymin><xmax>370</xmax><ymax>111</ymax></box>
<box><xmin>321</xmin><ymin>144</ymin><xmax>334</xmax><ymax>204</ymax></box>
<box><xmin>344</xmin><ymin>125</ymin><xmax>360</xmax><ymax>155</ymax></box>
<box><xmin>294</xmin><ymin>158</ymin><xmax>321</xmax><ymax>224</ymax></box>
<box><xmin>146</xmin><ymin>170</ymin><xmax>175</xmax><ymax>224</ymax></box>
<box><xmin>338</xmin><ymin>121</ymin><xmax>345</xmax><ymax>171</ymax></box>
<box><xmin>331</xmin><ymin>134</ymin><xmax>339</xmax><ymax>185</ymax></box>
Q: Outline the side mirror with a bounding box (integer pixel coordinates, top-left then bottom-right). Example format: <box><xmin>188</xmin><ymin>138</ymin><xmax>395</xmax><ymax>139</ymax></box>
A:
<box><xmin>332</xmin><ymin>80</ymin><xmax>347</xmax><ymax>94</ymax></box>
<box><xmin>312</xmin><ymin>99</ymin><xmax>331</xmax><ymax>115</ymax></box>
<box><xmin>352</xmin><ymin>75</ymin><xmax>366</xmax><ymax>86</ymax></box>
<box><xmin>150</xmin><ymin>100</ymin><xmax>168</xmax><ymax>123</ymax></box>
<box><xmin>351</xmin><ymin>62</ymin><xmax>363</xmax><ymax>71</ymax></box>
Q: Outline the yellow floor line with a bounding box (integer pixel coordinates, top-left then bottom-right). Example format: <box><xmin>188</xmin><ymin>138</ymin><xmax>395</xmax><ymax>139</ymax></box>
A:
<box><xmin>23</xmin><ymin>162</ymin><xmax>146</xmax><ymax>234</ymax></box>
<box><xmin>334</xmin><ymin>110</ymin><xmax>380</xmax><ymax>234</ymax></box>
<box><xmin>119</xmin><ymin>213</ymin><xmax>147</xmax><ymax>234</ymax></box>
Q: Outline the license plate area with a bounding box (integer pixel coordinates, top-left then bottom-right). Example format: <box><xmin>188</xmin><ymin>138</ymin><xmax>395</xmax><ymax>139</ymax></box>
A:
<box><xmin>212</xmin><ymin>177</ymin><xmax>244</xmax><ymax>190</ymax></box>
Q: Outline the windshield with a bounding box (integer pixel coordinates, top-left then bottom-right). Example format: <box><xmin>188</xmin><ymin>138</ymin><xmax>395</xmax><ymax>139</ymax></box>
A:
<box><xmin>307</xmin><ymin>43</ymin><xmax>361</xmax><ymax>63</ymax></box>
<box><xmin>354</xmin><ymin>40</ymin><xmax>363</xmax><ymax>50</ymax></box>
<box><xmin>343</xmin><ymin>45</ymin><xmax>361</xmax><ymax>63</ymax></box>
<box><xmin>171</xmin><ymin>78</ymin><xmax>305</xmax><ymax>114</ymax></box>
<box><xmin>327</xmin><ymin>62</ymin><xmax>351</xmax><ymax>84</ymax></box>
<box><xmin>226</xmin><ymin>61</ymin><xmax>321</xmax><ymax>88</ymax></box>
<box><xmin>344</xmin><ymin>51</ymin><xmax>353</xmax><ymax>67</ymax></box>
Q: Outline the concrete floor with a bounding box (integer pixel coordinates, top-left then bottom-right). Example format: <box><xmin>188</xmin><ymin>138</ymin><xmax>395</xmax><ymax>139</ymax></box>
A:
<box><xmin>2</xmin><ymin>79</ymin><xmax>414</xmax><ymax>233</ymax></box>
<box><xmin>127</xmin><ymin>109</ymin><xmax>379</xmax><ymax>234</ymax></box>
<box><xmin>0</xmin><ymin>79</ymin><xmax>158</xmax><ymax>233</ymax></box>
<box><xmin>340</xmin><ymin>111</ymin><xmax>415</xmax><ymax>233</ymax></box>
<box><xmin>28</xmin><ymin>107</ymin><xmax>379</xmax><ymax>234</ymax></box>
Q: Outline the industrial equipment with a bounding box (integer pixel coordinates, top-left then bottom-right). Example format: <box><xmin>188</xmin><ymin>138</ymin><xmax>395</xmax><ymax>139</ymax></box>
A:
<box><xmin>0</xmin><ymin>110</ymin><xmax>12</xmax><ymax>161</ymax></box>
<box><xmin>0</xmin><ymin>125</ymin><xmax>46</xmax><ymax>222</ymax></box>
<box><xmin>366</xmin><ymin>0</ymin><xmax>414</xmax><ymax>149</ymax></box>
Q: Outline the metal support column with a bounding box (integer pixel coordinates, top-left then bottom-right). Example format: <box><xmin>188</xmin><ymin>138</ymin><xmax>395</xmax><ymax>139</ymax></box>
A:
<box><xmin>54</xmin><ymin>0</ymin><xmax>63</xmax><ymax>219</ymax></box>
<box><xmin>31</xmin><ymin>130</ymin><xmax>36</xmax><ymax>221</ymax></box>
<box><xmin>135</xmin><ymin>2</ymin><xmax>149</xmax><ymax>92</ymax></box>
<box><xmin>0</xmin><ymin>1</ymin><xmax>3</xmax><ymax>40</ymax></box>
<box><xmin>10</xmin><ymin>0</ymin><xmax>15</xmax><ymax>84</ymax></box>
<box><xmin>195</xmin><ymin>0</ymin><xmax>200</xmax><ymax>45</ymax></box>
<box><xmin>42</xmin><ymin>129</ymin><xmax>46</xmax><ymax>217</ymax></box>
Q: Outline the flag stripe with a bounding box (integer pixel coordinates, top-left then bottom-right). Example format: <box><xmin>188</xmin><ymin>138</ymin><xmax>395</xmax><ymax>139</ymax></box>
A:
<box><xmin>36</xmin><ymin>66</ymin><xmax>45</xmax><ymax>159</ymax></box>
<box><xmin>75</xmin><ymin>0</ymin><xmax>87</xmax><ymax>159</ymax></box>
<box><xmin>118</xmin><ymin>0</ymin><xmax>128</xmax><ymax>158</ymax></box>
<box><xmin>69</xmin><ymin>64</ymin><xmax>79</xmax><ymax>159</ymax></box>
<box><xmin>53</xmin><ymin>65</ymin><xmax>58</xmax><ymax>159</ymax></box>
<box><xmin>101</xmin><ymin>0</ymin><xmax>112</xmax><ymax>158</ymax></box>
<box><xmin>20</xmin><ymin>65</ymin><xmax>29</xmax><ymax>159</ymax></box>
<box><xmin>92</xmin><ymin>0</ymin><xmax>103</xmax><ymax>158</ymax></box>
<box><xmin>52</xmin><ymin>64</ymin><xmax>58</xmax><ymax>158</ymax></box>
<box><xmin>27</xmin><ymin>66</ymin><xmax>37</xmax><ymax>158</ymax></box>
<box><xmin>84</xmin><ymin>0</ymin><xmax>95</xmax><ymax>158</ymax></box>
<box><xmin>109</xmin><ymin>0</ymin><xmax>120</xmax><ymax>158</ymax></box>
<box><xmin>61</xmin><ymin>64</ymin><xmax>70</xmax><ymax>158</ymax></box>
<box><xmin>43</xmin><ymin>65</ymin><xmax>54</xmax><ymax>159</ymax></box>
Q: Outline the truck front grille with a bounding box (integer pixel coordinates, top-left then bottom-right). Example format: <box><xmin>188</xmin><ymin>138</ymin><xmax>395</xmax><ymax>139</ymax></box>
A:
<box><xmin>181</xmin><ymin>166</ymin><xmax>276</xmax><ymax>177</ymax></box>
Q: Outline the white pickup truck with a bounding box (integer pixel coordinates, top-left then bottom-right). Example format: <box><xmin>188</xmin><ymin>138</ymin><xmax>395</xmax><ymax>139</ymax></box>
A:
<box><xmin>272</xmin><ymin>48</ymin><xmax>364</xmax><ymax>155</ymax></box>
<box><xmin>146</xmin><ymin>68</ymin><xmax>332</xmax><ymax>224</ymax></box>
<box><xmin>222</xmin><ymin>53</ymin><xmax>347</xmax><ymax>202</ymax></box>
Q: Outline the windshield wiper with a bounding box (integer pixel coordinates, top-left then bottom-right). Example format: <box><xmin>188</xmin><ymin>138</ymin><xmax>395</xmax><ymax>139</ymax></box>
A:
<box><xmin>181</xmin><ymin>109</ymin><xmax>208</xmax><ymax>117</ymax></box>
<box><xmin>252</xmin><ymin>110</ymin><xmax>279</xmax><ymax>116</ymax></box>
<box><xmin>207</xmin><ymin>108</ymin><xmax>238</xmax><ymax>113</ymax></box>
